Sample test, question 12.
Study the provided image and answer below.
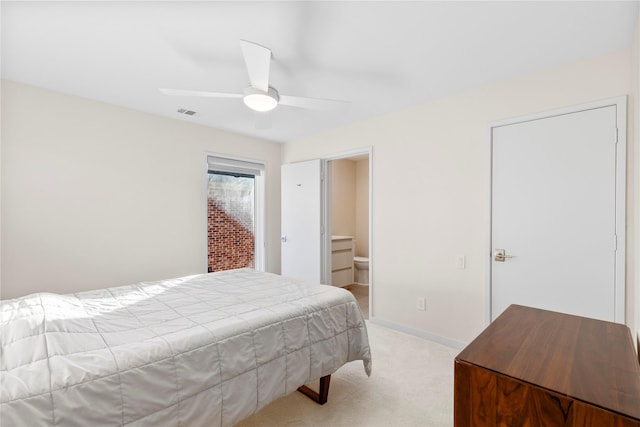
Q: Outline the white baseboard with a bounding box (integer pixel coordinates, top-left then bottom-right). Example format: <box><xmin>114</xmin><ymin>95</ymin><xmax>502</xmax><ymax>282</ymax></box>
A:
<box><xmin>369</xmin><ymin>316</ymin><xmax>467</xmax><ymax>350</ymax></box>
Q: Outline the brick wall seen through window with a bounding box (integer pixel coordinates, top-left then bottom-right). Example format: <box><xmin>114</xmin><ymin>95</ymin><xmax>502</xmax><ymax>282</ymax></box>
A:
<box><xmin>207</xmin><ymin>173</ymin><xmax>255</xmax><ymax>272</ymax></box>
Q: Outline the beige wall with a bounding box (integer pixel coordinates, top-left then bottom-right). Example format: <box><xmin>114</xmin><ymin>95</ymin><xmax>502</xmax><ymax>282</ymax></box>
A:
<box><xmin>330</xmin><ymin>158</ymin><xmax>369</xmax><ymax>258</ymax></box>
<box><xmin>355</xmin><ymin>158</ymin><xmax>369</xmax><ymax>258</ymax></box>
<box><xmin>1</xmin><ymin>80</ymin><xmax>282</xmax><ymax>299</ymax></box>
<box><xmin>633</xmin><ymin>9</ymin><xmax>640</xmax><ymax>343</ymax></box>
<box><xmin>331</xmin><ymin>159</ymin><xmax>356</xmax><ymax>238</ymax></box>
<box><xmin>283</xmin><ymin>49</ymin><xmax>634</xmax><ymax>346</ymax></box>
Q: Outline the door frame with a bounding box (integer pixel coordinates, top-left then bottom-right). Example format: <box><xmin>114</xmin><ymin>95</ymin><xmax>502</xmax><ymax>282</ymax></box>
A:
<box><xmin>485</xmin><ymin>96</ymin><xmax>627</xmax><ymax>325</ymax></box>
<box><xmin>322</xmin><ymin>147</ymin><xmax>373</xmax><ymax>317</ymax></box>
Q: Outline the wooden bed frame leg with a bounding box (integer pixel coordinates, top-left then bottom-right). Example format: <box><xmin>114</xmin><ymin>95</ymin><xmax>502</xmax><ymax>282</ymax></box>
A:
<box><xmin>297</xmin><ymin>375</ymin><xmax>331</xmax><ymax>405</ymax></box>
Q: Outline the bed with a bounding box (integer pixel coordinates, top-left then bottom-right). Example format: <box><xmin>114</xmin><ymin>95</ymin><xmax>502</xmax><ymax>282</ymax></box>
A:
<box><xmin>0</xmin><ymin>268</ymin><xmax>372</xmax><ymax>426</ymax></box>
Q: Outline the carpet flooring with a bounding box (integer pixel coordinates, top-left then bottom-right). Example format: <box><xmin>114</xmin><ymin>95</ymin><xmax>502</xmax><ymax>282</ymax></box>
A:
<box><xmin>236</xmin><ymin>320</ymin><xmax>458</xmax><ymax>427</ymax></box>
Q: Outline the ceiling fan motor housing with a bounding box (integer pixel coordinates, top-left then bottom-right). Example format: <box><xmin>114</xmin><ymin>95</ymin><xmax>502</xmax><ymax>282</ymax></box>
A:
<box><xmin>243</xmin><ymin>86</ymin><xmax>279</xmax><ymax>112</ymax></box>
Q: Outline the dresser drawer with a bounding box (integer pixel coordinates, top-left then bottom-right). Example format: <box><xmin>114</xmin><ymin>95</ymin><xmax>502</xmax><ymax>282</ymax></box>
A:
<box><xmin>332</xmin><ymin>239</ymin><xmax>353</xmax><ymax>251</ymax></box>
<box><xmin>332</xmin><ymin>250</ymin><xmax>353</xmax><ymax>270</ymax></box>
<box><xmin>332</xmin><ymin>268</ymin><xmax>353</xmax><ymax>287</ymax></box>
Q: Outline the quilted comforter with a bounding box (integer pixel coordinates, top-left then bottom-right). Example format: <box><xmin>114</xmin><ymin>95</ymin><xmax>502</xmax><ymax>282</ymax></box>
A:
<box><xmin>1</xmin><ymin>269</ymin><xmax>372</xmax><ymax>426</ymax></box>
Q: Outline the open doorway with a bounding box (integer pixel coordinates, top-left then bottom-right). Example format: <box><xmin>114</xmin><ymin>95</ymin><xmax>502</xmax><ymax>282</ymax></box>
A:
<box><xmin>325</xmin><ymin>151</ymin><xmax>371</xmax><ymax>319</ymax></box>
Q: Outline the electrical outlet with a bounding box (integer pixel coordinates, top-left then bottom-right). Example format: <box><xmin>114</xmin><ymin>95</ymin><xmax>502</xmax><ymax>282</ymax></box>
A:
<box><xmin>417</xmin><ymin>297</ymin><xmax>426</xmax><ymax>311</ymax></box>
<box><xmin>456</xmin><ymin>255</ymin><xmax>466</xmax><ymax>269</ymax></box>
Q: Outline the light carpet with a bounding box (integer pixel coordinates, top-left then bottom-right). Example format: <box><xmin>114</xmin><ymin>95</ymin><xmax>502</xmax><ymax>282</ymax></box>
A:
<box><xmin>236</xmin><ymin>321</ymin><xmax>458</xmax><ymax>427</ymax></box>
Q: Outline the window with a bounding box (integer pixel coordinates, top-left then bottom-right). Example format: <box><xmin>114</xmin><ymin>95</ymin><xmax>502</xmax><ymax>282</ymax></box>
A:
<box><xmin>207</xmin><ymin>156</ymin><xmax>265</xmax><ymax>273</ymax></box>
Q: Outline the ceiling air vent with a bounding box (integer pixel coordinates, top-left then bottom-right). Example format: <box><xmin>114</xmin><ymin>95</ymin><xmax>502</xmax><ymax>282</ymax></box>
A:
<box><xmin>177</xmin><ymin>108</ymin><xmax>196</xmax><ymax>116</ymax></box>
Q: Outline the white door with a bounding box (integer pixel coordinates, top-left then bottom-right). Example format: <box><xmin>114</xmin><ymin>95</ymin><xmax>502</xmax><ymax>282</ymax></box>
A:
<box><xmin>281</xmin><ymin>160</ymin><xmax>324</xmax><ymax>284</ymax></box>
<box><xmin>490</xmin><ymin>100</ymin><xmax>625</xmax><ymax>323</ymax></box>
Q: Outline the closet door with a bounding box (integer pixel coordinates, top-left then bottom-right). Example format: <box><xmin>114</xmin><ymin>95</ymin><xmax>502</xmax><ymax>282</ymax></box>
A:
<box><xmin>489</xmin><ymin>99</ymin><xmax>625</xmax><ymax>323</ymax></box>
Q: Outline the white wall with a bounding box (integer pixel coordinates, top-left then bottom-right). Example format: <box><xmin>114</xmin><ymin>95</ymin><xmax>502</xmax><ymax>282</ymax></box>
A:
<box><xmin>1</xmin><ymin>80</ymin><xmax>281</xmax><ymax>299</ymax></box>
<box><xmin>282</xmin><ymin>49</ymin><xmax>634</xmax><ymax>346</ymax></box>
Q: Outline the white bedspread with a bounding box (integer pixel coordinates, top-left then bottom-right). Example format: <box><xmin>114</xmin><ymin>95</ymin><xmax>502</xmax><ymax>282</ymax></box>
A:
<box><xmin>1</xmin><ymin>269</ymin><xmax>371</xmax><ymax>426</ymax></box>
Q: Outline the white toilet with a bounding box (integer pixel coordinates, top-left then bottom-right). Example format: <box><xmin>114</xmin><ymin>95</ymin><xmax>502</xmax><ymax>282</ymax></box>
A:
<box><xmin>353</xmin><ymin>257</ymin><xmax>369</xmax><ymax>285</ymax></box>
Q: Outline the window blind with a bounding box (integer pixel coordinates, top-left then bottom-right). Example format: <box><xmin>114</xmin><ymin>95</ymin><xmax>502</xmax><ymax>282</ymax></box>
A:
<box><xmin>207</xmin><ymin>156</ymin><xmax>265</xmax><ymax>177</ymax></box>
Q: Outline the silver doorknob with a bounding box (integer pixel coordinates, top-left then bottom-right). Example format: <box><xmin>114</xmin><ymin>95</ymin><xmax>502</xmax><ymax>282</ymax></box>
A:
<box><xmin>281</xmin><ymin>235</ymin><xmax>287</xmax><ymax>243</ymax></box>
<box><xmin>494</xmin><ymin>249</ymin><xmax>515</xmax><ymax>262</ymax></box>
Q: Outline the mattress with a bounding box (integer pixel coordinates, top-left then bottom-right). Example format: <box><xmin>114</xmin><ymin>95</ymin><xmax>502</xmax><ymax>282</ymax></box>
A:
<box><xmin>0</xmin><ymin>268</ymin><xmax>372</xmax><ymax>426</ymax></box>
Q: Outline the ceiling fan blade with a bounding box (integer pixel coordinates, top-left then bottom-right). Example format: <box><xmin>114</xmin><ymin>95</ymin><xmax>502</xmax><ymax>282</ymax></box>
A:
<box><xmin>159</xmin><ymin>88</ymin><xmax>242</xmax><ymax>98</ymax></box>
<box><xmin>240</xmin><ymin>40</ymin><xmax>271</xmax><ymax>92</ymax></box>
<box><xmin>279</xmin><ymin>95</ymin><xmax>351</xmax><ymax>111</ymax></box>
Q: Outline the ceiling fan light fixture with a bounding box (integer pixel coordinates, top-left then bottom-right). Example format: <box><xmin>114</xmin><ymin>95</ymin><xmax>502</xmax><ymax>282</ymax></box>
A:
<box><xmin>243</xmin><ymin>86</ymin><xmax>279</xmax><ymax>112</ymax></box>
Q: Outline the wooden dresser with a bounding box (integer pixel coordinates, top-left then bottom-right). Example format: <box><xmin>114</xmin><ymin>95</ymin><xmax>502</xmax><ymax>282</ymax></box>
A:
<box><xmin>454</xmin><ymin>305</ymin><xmax>640</xmax><ymax>426</ymax></box>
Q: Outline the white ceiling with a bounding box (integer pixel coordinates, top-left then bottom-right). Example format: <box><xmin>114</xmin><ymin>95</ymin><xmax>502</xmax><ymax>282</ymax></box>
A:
<box><xmin>2</xmin><ymin>1</ymin><xmax>638</xmax><ymax>143</ymax></box>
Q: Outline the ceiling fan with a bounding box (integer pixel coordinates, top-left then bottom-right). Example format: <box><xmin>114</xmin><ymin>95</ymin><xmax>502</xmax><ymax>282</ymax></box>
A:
<box><xmin>160</xmin><ymin>40</ymin><xmax>350</xmax><ymax>113</ymax></box>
